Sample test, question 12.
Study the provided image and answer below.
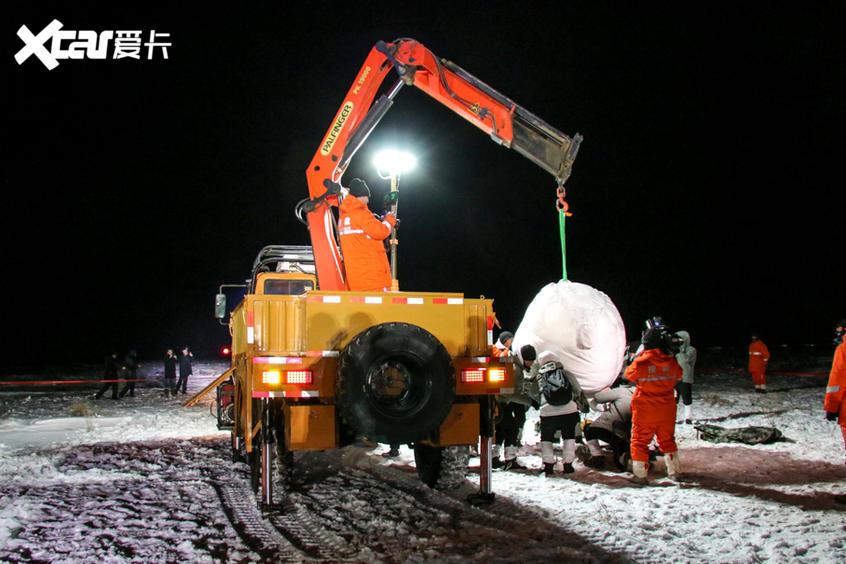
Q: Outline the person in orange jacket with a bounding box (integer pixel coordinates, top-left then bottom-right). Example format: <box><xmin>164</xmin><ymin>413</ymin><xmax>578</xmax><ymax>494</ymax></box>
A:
<box><xmin>338</xmin><ymin>178</ymin><xmax>397</xmax><ymax>292</ymax></box>
<box><xmin>748</xmin><ymin>333</ymin><xmax>771</xmax><ymax>393</ymax></box>
<box><xmin>825</xmin><ymin>319</ymin><xmax>846</xmax><ymax>468</ymax></box>
<box><xmin>624</xmin><ymin>328</ymin><xmax>683</xmax><ymax>484</ymax></box>
<box><xmin>492</xmin><ymin>331</ymin><xmax>513</xmax><ymax>358</ymax></box>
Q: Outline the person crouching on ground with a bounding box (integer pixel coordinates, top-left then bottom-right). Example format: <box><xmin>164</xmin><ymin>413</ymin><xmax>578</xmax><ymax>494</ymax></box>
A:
<box><xmin>583</xmin><ymin>380</ymin><xmax>634</xmax><ymax>469</ymax></box>
<box><xmin>625</xmin><ymin>328</ymin><xmax>683</xmax><ymax>484</ymax></box>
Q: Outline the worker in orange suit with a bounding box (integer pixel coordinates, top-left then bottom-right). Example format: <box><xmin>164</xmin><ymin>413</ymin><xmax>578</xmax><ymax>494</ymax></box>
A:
<box><xmin>338</xmin><ymin>178</ymin><xmax>397</xmax><ymax>292</ymax></box>
<box><xmin>492</xmin><ymin>331</ymin><xmax>513</xmax><ymax>358</ymax></box>
<box><xmin>825</xmin><ymin>319</ymin><xmax>846</xmax><ymax>467</ymax></box>
<box><xmin>624</xmin><ymin>328</ymin><xmax>683</xmax><ymax>484</ymax></box>
<box><xmin>748</xmin><ymin>333</ymin><xmax>771</xmax><ymax>393</ymax></box>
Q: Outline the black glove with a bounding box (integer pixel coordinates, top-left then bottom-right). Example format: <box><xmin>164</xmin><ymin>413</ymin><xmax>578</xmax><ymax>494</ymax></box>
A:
<box><xmin>827</xmin><ymin>411</ymin><xmax>839</xmax><ymax>422</ymax></box>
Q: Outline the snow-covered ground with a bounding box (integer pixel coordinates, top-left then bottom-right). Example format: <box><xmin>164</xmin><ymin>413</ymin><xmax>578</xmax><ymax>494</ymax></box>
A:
<box><xmin>0</xmin><ymin>358</ymin><xmax>844</xmax><ymax>562</ymax></box>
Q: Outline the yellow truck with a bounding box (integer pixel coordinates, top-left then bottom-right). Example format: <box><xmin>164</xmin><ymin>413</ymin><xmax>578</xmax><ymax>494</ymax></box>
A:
<box><xmin>211</xmin><ymin>38</ymin><xmax>581</xmax><ymax>507</ymax></box>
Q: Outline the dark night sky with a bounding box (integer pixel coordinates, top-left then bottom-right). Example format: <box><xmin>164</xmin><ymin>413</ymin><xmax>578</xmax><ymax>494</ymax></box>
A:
<box><xmin>4</xmin><ymin>4</ymin><xmax>844</xmax><ymax>367</ymax></box>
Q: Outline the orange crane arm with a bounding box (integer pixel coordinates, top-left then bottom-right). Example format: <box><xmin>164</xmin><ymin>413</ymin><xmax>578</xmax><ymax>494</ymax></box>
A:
<box><xmin>303</xmin><ymin>38</ymin><xmax>582</xmax><ymax>291</ymax></box>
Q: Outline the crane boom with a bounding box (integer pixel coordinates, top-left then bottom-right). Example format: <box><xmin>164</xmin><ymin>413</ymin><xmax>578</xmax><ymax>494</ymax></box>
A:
<box><xmin>304</xmin><ymin>38</ymin><xmax>582</xmax><ymax>291</ymax></box>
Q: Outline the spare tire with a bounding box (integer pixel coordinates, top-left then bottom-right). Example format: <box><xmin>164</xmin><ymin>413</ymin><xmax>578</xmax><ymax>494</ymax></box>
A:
<box><xmin>337</xmin><ymin>322</ymin><xmax>455</xmax><ymax>445</ymax></box>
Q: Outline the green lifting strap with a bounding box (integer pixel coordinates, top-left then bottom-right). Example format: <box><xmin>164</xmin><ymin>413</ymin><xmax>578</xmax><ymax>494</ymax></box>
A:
<box><xmin>558</xmin><ymin>209</ymin><xmax>568</xmax><ymax>281</ymax></box>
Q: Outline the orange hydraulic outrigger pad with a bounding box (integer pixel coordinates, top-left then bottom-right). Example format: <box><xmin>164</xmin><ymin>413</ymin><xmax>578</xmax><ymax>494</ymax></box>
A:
<box><xmin>303</xmin><ymin>38</ymin><xmax>583</xmax><ymax>291</ymax></box>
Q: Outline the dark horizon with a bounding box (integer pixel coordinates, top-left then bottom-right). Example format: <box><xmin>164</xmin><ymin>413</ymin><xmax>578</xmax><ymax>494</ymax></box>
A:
<box><xmin>5</xmin><ymin>6</ymin><xmax>844</xmax><ymax>368</ymax></box>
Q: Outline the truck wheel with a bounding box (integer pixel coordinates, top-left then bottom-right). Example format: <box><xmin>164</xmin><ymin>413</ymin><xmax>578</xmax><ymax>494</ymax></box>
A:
<box><xmin>338</xmin><ymin>322</ymin><xmax>455</xmax><ymax>445</ymax></box>
<box><xmin>414</xmin><ymin>444</ymin><xmax>470</xmax><ymax>489</ymax></box>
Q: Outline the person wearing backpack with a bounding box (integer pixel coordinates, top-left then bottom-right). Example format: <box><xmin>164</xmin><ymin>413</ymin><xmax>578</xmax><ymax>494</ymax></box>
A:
<box><xmin>536</xmin><ymin>351</ymin><xmax>585</xmax><ymax>476</ymax></box>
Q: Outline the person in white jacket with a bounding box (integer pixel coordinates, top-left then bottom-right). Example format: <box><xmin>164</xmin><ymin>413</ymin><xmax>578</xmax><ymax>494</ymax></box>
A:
<box><xmin>583</xmin><ymin>383</ymin><xmax>634</xmax><ymax>469</ymax></box>
<box><xmin>535</xmin><ymin>351</ymin><xmax>587</xmax><ymax>476</ymax></box>
<box><xmin>674</xmin><ymin>331</ymin><xmax>697</xmax><ymax>424</ymax></box>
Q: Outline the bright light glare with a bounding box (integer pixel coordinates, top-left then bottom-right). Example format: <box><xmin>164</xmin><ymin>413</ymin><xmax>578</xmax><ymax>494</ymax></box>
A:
<box><xmin>261</xmin><ymin>370</ymin><xmax>281</xmax><ymax>385</ymax></box>
<box><xmin>373</xmin><ymin>150</ymin><xmax>416</xmax><ymax>178</ymax></box>
<box><xmin>488</xmin><ymin>368</ymin><xmax>506</xmax><ymax>383</ymax></box>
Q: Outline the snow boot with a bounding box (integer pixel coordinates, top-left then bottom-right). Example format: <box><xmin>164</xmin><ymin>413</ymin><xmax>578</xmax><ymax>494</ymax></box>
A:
<box><xmin>491</xmin><ymin>456</ymin><xmax>503</xmax><ymax>469</ymax></box>
<box><xmin>381</xmin><ymin>444</ymin><xmax>400</xmax><ymax>458</ymax></box>
<box><xmin>630</xmin><ymin>460</ymin><xmax>649</xmax><ymax>485</ymax></box>
<box><xmin>683</xmin><ymin>405</ymin><xmax>693</xmax><ymax>425</ymax></box>
<box><xmin>584</xmin><ymin>455</ymin><xmax>606</xmax><ymax>469</ymax></box>
<box><xmin>665</xmin><ymin>451</ymin><xmax>682</xmax><ymax>480</ymax></box>
<box><xmin>541</xmin><ymin>440</ymin><xmax>556</xmax><ymax>475</ymax></box>
<box><xmin>560</xmin><ymin>439</ymin><xmax>577</xmax><ymax>473</ymax></box>
<box><xmin>586</xmin><ymin>439</ymin><xmax>603</xmax><ymax>458</ymax></box>
<box><xmin>503</xmin><ymin>458</ymin><xmax>527</xmax><ymax>471</ymax></box>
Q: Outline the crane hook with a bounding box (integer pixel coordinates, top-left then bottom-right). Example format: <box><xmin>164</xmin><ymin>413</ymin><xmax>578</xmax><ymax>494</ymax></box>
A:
<box><xmin>555</xmin><ymin>185</ymin><xmax>572</xmax><ymax>216</ymax></box>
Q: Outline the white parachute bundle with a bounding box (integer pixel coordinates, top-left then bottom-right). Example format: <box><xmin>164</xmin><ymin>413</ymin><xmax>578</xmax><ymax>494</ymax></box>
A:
<box><xmin>512</xmin><ymin>280</ymin><xmax>627</xmax><ymax>395</ymax></box>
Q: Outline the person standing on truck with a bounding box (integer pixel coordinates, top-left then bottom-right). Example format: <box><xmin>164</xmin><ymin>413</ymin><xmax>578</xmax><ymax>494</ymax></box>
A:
<box><xmin>748</xmin><ymin>333</ymin><xmax>771</xmax><ymax>393</ymax></box>
<box><xmin>338</xmin><ymin>178</ymin><xmax>397</xmax><ymax>292</ymax></box>
<box><xmin>163</xmin><ymin>348</ymin><xmax>178</xmax><ymax>397</ymax></box>
<box><xmin>94</xmin><ymin>351</ymin><xmax>122</xmax><ymax>400</ymax></box>
<box><xmin>118</xmin><ymin>349</ymin><xmax>140</xmax><ymax>398</ymax></box>
<box><xmin>177</xmin><ymin>346</ymin><xmax>193</xmax><ymax>395</ymax></box>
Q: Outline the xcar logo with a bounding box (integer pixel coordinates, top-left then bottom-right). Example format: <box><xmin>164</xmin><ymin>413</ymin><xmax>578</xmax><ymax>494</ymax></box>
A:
<box><xmin>320</xmin><ymin>102</ymin><xmax>354</xmax><ymax>156</ymax></box>
<box><xmin>15</xmin><ymin>19</ymin><xmax>171</xmax><ymax>71</ymax></box>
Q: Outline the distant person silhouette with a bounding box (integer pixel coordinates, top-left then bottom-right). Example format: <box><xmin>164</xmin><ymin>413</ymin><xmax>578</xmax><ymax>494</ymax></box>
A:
<box><xmin>748</xmin><ymin>333</ymin><xmax>770</xmax><ymax>393</ymax></box>
<box><xmin>176</xmin><ymin>346</ymin><xmax>193</xmax><ymax>395</ymax></box>
<box><xmin>163</xmin><ymin>348</ymin><xmax>178</xmax><ymax>397</ymax></box>
<box><xmin>94</xmin><ymin>352</ymin><xmax>121</xmax><ymax>400</ymax></box>
<box><xmin>118</xmin><ymin>349</ymin><xmax>140</xmax><ymax>398</ymax></box>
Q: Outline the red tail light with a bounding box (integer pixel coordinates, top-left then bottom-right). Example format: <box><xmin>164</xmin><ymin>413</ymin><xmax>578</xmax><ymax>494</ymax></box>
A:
<box><xmin>461</xmin><ymin>368</ymin><xmax>485</xmax><ymax>383</ymax></box>
<box><xmin>285</xmin><ymin>370</ymin><xmax>313</xmax><ymax>385</ymax></box>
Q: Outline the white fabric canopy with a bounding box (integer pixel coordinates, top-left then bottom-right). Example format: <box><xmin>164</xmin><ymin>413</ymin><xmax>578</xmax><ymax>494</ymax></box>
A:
<box><xmin>512</xmin><ymin>280</ymin><xmax>627</xmax><ymax>395</ymax></box>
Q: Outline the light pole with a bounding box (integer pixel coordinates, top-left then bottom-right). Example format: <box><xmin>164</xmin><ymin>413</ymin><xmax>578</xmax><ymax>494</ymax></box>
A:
<box><xmin>373</xmin><ymin>150</ymin><xmax>416</xmax><ymax>291</ymax></box>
